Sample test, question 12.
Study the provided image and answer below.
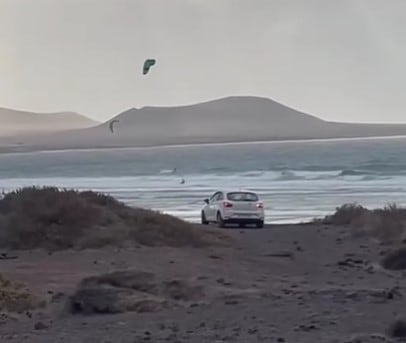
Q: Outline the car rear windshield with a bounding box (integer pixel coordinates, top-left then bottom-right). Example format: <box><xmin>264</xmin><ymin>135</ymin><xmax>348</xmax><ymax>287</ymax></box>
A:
<box><xmin>227</xmin><ymin>192</ymin><xmax>258</xmax><ymax>201</ymax></box>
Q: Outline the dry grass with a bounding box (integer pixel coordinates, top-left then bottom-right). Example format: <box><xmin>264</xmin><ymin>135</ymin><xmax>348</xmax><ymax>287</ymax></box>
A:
<box><xmin>322</xmin><ymin>203</ymin><xmax>369</xmax><ymax>226</ymax></box>
<box><xmin>0</xmin><ymin>274</ymin><xmax>44</xmax><ymax>313</ymax></box>
<box><xmin>0</xmin><ymin>186</ymin><xmax>227</xmax><ymax>251</ymax></box>
<box><xmin>381</xmin><ymin>247</ymin><xmax>406</xmax><ymax>270</ymax></box>
<box><xmin>321</xmin><ymin>203</ymin><xmax>406</xmax><ymax>243</ymax></box>
<box><xmin>68</xmin><ymin>270</ymin><xmax>205</xmax><ymax>315</ymax></box>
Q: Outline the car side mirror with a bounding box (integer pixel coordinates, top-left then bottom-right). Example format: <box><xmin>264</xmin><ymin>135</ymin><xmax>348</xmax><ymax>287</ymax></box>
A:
<box><xmin>204</xmin><ymin>198</ymin><xmax>209</xmax><ymax>204</ymax></box>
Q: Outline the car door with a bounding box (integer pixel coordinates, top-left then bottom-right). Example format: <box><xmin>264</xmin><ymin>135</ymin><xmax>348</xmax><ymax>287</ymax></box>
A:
<box><xmin>207</xmin><ymin>192</ymin><xmax>220</xmax><ymax>220</ymax></box>
<box><xmin>214</xmin><ymin>192</ymin><xmax>224</xmax><ymax>215</ymax></box>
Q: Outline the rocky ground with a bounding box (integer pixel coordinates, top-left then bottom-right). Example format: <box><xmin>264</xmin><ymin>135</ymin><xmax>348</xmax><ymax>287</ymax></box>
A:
<box><xmin>1</xmin><ymin>222</ymin><xmax>406</xmax><ymax>343</ymax></box>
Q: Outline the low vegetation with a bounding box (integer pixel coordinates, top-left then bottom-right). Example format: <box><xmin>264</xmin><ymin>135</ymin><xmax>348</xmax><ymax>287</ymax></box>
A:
<box><xmin>68</xmin><ymin>270</ymin><xmax>205</xmax><ymax>315</ymax></box>
<box><xmin>322</xmin><ymin>203</ymin><xmax>406</xmax><ymax>243</ymax></box>
<box><xmin>381</xmin><ymin>247</ymin><xmax>406</xmax><ymax>270</ymax></box>
<box><xmin>0</xmin><ymin>274</ymin><xmax>44</xmax><ymax>313</ymax></box>
<box><xmin>388</xmin><ymin>319</ymin><xmax>406</xmax><ymax>338</ymax></box>
<box><xmin>0</xmin><ymin>187</ymin><xmax>226</xmax><ymax>251</ymax></box>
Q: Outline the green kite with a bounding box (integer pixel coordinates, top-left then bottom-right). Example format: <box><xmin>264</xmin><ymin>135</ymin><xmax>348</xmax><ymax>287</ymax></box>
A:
<box><xmin>143</xmin><ymin>59</ymin><xmax>156</xmax><ymax>75</ymax></box>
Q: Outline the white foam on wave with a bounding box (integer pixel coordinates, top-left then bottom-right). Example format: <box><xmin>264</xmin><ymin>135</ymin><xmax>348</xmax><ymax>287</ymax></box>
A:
<box><xmin>159</xmin><ymin>169</ymin><xmax>176</xmax><ymax>174</ymax></box>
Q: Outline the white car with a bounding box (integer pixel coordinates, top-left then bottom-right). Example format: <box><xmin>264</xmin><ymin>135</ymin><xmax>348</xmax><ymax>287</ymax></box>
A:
<box><xmin>201</xmin><ymin>190</ymin><xmax>265</xmax><ymax>228</ymax></box>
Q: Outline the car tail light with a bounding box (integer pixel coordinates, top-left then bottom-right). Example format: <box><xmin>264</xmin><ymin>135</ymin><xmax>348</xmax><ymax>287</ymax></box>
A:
<box><xmin>256</xmin><ymin>202</ymin><xmax>264</xmax><ymax>209</ymax></box>
<box><xmin>222</xmin><ymin>201</ymin><xmax>233</xmax><ymax>208</ymax></box>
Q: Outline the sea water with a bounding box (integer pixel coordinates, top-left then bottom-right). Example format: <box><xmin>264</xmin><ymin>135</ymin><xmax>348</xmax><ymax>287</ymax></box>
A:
<box><xmin>0</xmin><ymin>137</ymin><xmax>405</xmax><ymax>224</ymax></box>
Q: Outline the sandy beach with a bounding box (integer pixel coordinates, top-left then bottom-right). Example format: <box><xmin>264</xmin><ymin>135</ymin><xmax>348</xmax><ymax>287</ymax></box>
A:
<box><xmin>1</xmin><ymin>221</ymin><xmax>405</xmax><ymax>343</ymax></box>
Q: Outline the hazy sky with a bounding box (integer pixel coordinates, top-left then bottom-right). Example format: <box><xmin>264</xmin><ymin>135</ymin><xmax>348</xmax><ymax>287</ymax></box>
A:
<box><xmin>1</xmin><ymin>0</ymin><xmax>406</xmax><ymax>122</ymax></box>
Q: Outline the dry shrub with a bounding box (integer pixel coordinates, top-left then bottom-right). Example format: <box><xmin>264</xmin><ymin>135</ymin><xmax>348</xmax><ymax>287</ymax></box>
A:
<box><xmin>80</xmin><ymin>271</ymin><xmax>158</xmax><ymax>294</ymax></box>
<box><xmin>68</xmin><ymin>270</ymin><xmax>205</xmax><ymax>315</ymax></box>
<box><xmin>0</xmin><ymin>186</ymin><xmax>227</xmax><ymax>251</ymax></box>
<box><xmin>369</xmin><ymin>204</ymin><xmax>406</xmax><ymax>243</ymax></box>
<box><xmin>0</xmin><ymin>274</ymin><xmax>44</xmax><ymax>313</ymax></box>
<box><xmin>381</xmin><ymin>247</ymin><xmax>406</xmax><ymax>270</ymax></box>
<box><xmin>349</xmin><ymin>212</ymin><xmax>376</xmax><ymax>238</ymax></box>
<box><xmin>388</xmin><ymin>319</ymin><xmax>406</xmax><ymax>337</ymax></box>
<box><xmin>323</xmin><ymin>203</ymin><xmax>368</xmax><ymax>226</ymax></box>
<box><xmin>322</xmin><ymin>203</ymin><xmax>406</xmax><ymax>243</ymax></box>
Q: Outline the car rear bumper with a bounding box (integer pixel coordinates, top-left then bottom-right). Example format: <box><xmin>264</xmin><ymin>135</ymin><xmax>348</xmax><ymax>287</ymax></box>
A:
<box><xmin>223</xmin><ymin>217</ymin><xmax>264</xmax><ymax>224</ymax></box>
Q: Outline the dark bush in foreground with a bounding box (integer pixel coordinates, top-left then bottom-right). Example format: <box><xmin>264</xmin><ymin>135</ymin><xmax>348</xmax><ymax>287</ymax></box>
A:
<box><xmin>68</xmin><ymin>270</ymin><xmax>205</xmax><ymax>315</ymax></box>
<box><xmin>381</xmin><ymin>248</ymin><xmax>406</xmax><ymax>270</ymax></box>
<box><xmin>321</xmin><ymin>203</ymin><xmax>406</xmax><ymax>243</ymax></box>
<box><xmin>0</xmin><ymin>274</ymin><xmax>44</xmax><ymax>313</ymax></box>
<box><xmin>0</xmin><ymin>187</ymin><xmax>226</xmax><ymax>251</ymax></box>
<box><xmin>388</xmin><ymin>319</ymin><xmax>406</xmax><ymax>338</ymax></box>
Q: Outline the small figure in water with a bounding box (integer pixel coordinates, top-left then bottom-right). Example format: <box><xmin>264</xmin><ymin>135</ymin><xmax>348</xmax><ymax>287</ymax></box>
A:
<box><xmin>180</xmin><ymin>178</ymin><xmax>185</xmax><ymax>184</ymax></box>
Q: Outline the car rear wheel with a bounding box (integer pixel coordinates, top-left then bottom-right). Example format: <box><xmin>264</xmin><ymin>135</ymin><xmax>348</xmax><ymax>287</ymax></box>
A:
<box><xmin>201</xmin><ymin>211</ymin><xmax>209</xmax><ymax>225</ymax></box>
<box><xmin>216</xmin><ymin>212</ymin><xmax>226</xmax><ymax>228</ymax></box>
<box><xmin>256</xmin><ymin>220</ymin><xmax>264</xmax><ymax>228</ymax></box>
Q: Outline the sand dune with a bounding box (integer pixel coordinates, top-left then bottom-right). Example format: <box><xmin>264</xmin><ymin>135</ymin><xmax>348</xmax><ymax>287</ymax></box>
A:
<box><xmin>0</xmin><ymin>107</ymin><xmax>98</xmax><ymax>137</ymax></box>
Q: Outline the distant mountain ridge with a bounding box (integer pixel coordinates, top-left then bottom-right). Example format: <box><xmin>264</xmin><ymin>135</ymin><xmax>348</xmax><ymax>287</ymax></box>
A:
<box><xmin>2</xmin><ymin>96</ymin><xmax>406</xmax><ymax>152</ymax></box>
<box><xmin>0</xmin><ymin>107</ymin><xmax>98</xmax><ymax>136</ymax></box>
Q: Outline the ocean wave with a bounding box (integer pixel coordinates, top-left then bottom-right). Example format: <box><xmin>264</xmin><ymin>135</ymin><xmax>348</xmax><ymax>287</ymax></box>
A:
<box><xmin>271</xmin><ymin>170</ymin><xmax>339</xmax><ymax>181</ymax></box>
<box><xmin>275</xmin><ymin>170</ymin><xmax>304</xmax><ymax>181</ymax></box>
<box><xmin>262</xmin><ymin>169</ymin><xmax>398</xmax><ymax>182</ymax></box>
<box><xmin>233</xmin><ymin>170</ymin><xmax>365</xmax><ymax>182</ymax></box>
<box><xmin>159</xmin><ymin>168</ymin><xmax>176</xmax><ymax>174</ymax></box>
<box><xmin>337</xmin><ymin>169</ymin><xmax>393</xmax><ymax>181</ymax></box>
<box><xmin>361</xmin><ymin>175</ymin><xmax>391</xmax><ymax>181</ymax></box>
<box><xmin>339</xmin><ymin>169</ymin><xmax>375</xmax><ymax>177</ymax></box>
<box><xmin>238</xmin><ymin>171</ymin><xmax>265</xmax><ymax>177</ymax></box>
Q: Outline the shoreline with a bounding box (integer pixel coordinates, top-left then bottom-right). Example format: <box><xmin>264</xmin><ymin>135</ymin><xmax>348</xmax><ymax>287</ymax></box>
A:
<box><xmin>1</xmin><ymin>134</ymin><xmax>406</xmax><ymax>156</ymax></box>
<box><xmin>174</xmin><ymin>216</ymin><xmax>318</xmax><ymax>226</ymax></box>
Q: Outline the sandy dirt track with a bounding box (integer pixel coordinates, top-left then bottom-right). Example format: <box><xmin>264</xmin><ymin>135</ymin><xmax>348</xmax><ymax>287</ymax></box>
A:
<box><xmin>1</xmin><ymin>223</ymin><xmax>405</xmax><ymax>343</ymax></box>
